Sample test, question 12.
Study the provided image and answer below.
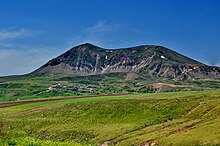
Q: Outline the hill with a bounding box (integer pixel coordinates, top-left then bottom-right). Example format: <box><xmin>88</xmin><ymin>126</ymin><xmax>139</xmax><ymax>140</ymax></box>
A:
<box><xmin>33</xmin><ymin>43</ymin><xmax>220</xmax><ymax>80</ymax></box>
<box><xmin>1</xmin><ymin>43</ymin><xmax>220</xmax><ymax>102</ymax></box>
<box><xmin>1</xmin><ymin>90</ymin><xmax>220</xmax><ymax>145</ymax></box>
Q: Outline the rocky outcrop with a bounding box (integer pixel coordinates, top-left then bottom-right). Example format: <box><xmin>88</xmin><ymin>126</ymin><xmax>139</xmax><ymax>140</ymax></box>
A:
<box><xmin>33</xmin><ymin>43</ymin><xmax>220</xmax><ymax>80</ymax></box>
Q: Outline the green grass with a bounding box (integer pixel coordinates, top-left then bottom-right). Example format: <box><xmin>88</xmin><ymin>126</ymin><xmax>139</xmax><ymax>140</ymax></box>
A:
<box><xmin>1</xmin><ymin>73</ymin><xmax>220</xmax><ymax>102</ymax></box>
<box><xmin>0</xmin><ymin>90</ymin><xmax>220</xmax><ymax>145</ymax></box>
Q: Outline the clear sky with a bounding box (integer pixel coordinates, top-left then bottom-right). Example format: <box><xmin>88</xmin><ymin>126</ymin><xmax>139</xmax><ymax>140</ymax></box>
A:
<box><xmin>0</xmin><ymin>0</ymin><xmax>220</xmax><ymax>76</ymax></box>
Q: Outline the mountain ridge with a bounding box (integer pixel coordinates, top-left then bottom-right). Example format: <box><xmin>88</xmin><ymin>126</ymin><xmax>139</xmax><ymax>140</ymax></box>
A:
<box><xmin>32</xmin><ymin>43</ymin><xmax>220</xmax><ymax>80</ymax></box>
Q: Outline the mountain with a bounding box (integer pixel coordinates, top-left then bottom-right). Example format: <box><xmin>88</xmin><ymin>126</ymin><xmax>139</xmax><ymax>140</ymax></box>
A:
<box><xmin>33</xmin><ymin>43</ymin><xmax>220</xmax><ymax>80</ymax></box>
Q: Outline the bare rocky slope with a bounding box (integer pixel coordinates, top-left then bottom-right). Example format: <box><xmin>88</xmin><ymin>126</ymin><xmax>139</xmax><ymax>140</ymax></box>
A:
<box><xmin>33</xmin><ymin>43</ymin><xmax>220</xmax><ymax>80</ymax></box>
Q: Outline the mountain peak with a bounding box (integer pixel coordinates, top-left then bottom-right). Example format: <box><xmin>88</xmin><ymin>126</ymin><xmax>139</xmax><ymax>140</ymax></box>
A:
<box><xmin>71</xmin><ymin>43</ymin><xmax>103</xmax><ymax>52</ymax></box>
<box><xmin>32</xmin><ymin>43</ymin><xmax>220</xmax><ymax>80</ymax></box>
<box><xmin>81</xmin><ymin>42</ymin><xmax>97</xmax><ymax>47</ymax></box>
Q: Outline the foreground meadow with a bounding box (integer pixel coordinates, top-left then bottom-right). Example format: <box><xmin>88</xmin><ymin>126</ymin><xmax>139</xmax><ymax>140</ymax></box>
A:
<box><xmin>0</xmin><ymin>90</ymin><xmax>220</xmax><ymax>145</ymax></box>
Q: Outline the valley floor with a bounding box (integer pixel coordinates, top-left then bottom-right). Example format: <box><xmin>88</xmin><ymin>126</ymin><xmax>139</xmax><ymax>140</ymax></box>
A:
<box><xmin>0</xmin><ymin>90</ymin><xmax>220</xmax><ymax>145</ymax></box>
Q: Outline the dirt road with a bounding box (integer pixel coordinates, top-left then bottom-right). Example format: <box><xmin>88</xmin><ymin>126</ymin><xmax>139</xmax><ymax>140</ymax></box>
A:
<box><xmin>0</xmin><ymin>94</ymin><xmax>128</xmax><ymax>109</ymax></box>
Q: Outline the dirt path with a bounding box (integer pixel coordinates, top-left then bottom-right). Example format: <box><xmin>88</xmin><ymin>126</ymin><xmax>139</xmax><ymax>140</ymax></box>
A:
<box><xmin>100</xmin><ymin>103</ymin><xmax>202</xmax><ymax>145</ymax></box>
<box><xmin>139</xmin><ymin>102</ymin><xmax>214</xmax><ymax>146</ymax></box>
<box><xmin>100</xmin><ymin>141</ymin><xmax>111</xmax><ymax>146</ymax></box>
<box><xmin>0</xmin><ymin>94</ymin><xmax>128</xmax><ymax>109</ymax></box>
<box><xmin>152</xmin><ymin>83</ymin><xmax>194</xmax><ymax>88</ymax></box>
<box><xmin>180</xmin><ymin>102</ymin><xmax>201</xmax><ymax>117</ymax></box>
<box><xmin>139</xmin><ymin>120</ymin><xmax>204</xmax><ymax>146</ymax></box>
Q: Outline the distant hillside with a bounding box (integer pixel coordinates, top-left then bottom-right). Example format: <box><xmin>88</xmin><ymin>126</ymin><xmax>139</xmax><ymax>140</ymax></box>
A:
<box><xmin>33</xmin><ymin>43</ymin><xmax>220</xmax><ymax>80</ymax></box>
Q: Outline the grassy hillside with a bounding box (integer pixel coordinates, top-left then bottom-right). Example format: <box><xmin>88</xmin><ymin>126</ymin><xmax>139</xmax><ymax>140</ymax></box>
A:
<box><xmin>0</xmin><ymin>90</ymin><xmax>220</xmax><ymax>145</ymax></box>
<box><xmin>0</xmin><ymin>73</ymin><xmax>220</xmax><ymax>102</ymax></box>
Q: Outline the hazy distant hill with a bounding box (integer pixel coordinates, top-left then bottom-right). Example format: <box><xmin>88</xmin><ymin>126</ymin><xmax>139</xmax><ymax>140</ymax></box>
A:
<box><xmin>33</xmin><ymin>43</ymin><xmax>220</xmax><ymax>80</ymax></box>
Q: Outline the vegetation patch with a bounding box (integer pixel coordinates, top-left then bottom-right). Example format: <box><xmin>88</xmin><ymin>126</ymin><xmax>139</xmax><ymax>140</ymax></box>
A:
<box><xmin>0</xmin><ymin>90</ymin><xmax>220</xmax><ymax>145</ymax></box>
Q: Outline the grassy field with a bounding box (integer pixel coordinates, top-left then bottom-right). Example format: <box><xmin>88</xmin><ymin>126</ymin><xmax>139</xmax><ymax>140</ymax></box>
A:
<box><xmin>0</xmin><ymin>90</ymin><xmax>220</xmax><ymax>145</ymax></box>
<box><xmin>1</xmin><ymin>73</ymin><xmax>220</xmax><ymax>102</ymax></box>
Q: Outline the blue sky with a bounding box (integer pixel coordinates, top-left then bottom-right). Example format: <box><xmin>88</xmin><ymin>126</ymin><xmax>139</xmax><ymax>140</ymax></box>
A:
<box><xmin>0</xmin><ymin>0</ymin><xmax>220</xmax><ymax>76</ymax></box>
